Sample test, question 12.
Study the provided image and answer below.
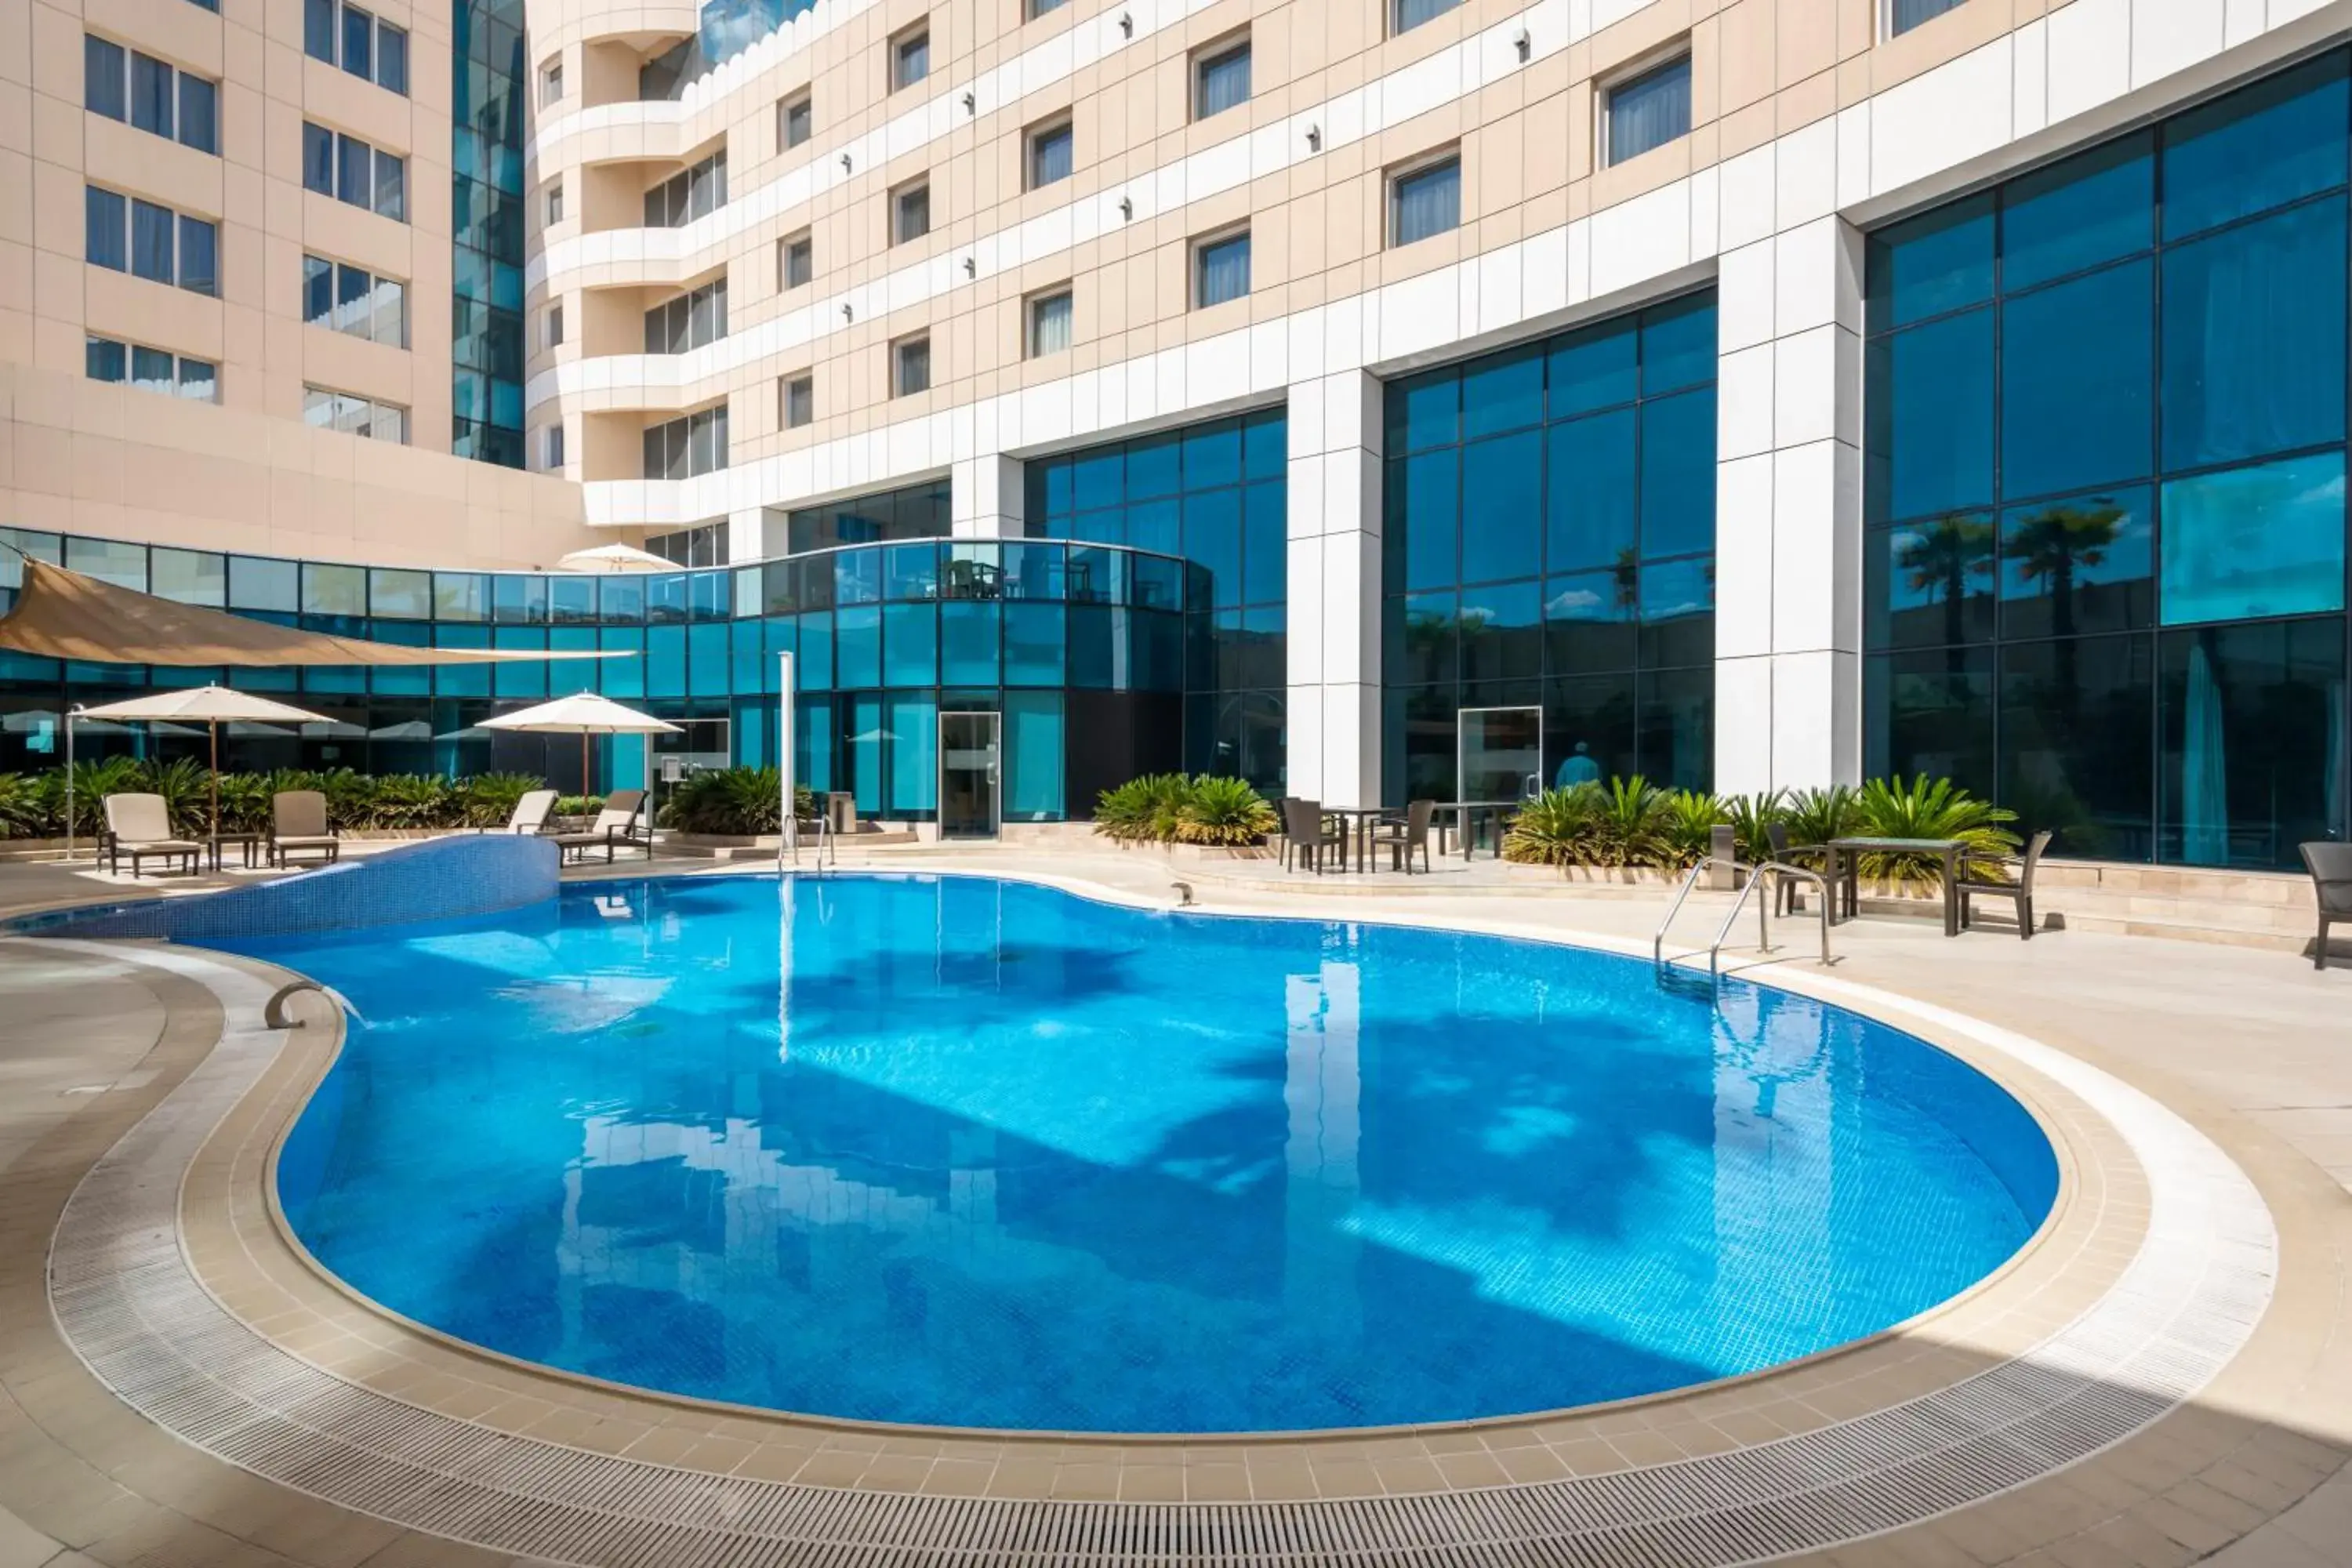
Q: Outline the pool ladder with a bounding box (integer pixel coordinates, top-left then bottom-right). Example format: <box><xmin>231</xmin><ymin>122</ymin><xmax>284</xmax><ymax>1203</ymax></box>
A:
<box><xmin>1653</xmin><ymin>855</ymin><xmax>1832</xmax><ymax>984</ymax></box>
<box><xmin>782</xmin><ymin>811</ymin><xmax>836</xmax><ymax>873</ymax></box>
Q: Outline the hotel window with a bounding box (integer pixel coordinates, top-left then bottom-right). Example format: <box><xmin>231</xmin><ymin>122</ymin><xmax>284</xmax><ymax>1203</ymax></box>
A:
<box><xmin>546</xmin><ymin>302</ymin><xmax>564</xmax><ymax>347</ymax></box>
<box><xmin>783</xmin><ymin>372</ymin><xmax>814</xmax><ymax>428</ymax></box>
<box><xmin>545</xmin><ymin>180</ymin><xmax>564</xmax><ymax>225</ymax></box>
<box><xmin>893</xmin><ymin>334</ymin><xmax>932</xmax><ymax>396</ymax></box>
<box><xmin>303</xmin><ymin>123</ymin><xmax>406</xmax><ymax>220</ymax></box>
<box><xmin>543</xmin><ymin>424</ymin><xmax>565</xmax><ymax>470</ymax></box>
<box><xmin>643</xmin><ymin>152</ymin><xmax>727</xmax><ymax>226</ymax></box>
<box><xmin>1888</xmin><ymin>0</ymin><xmax>1967</xmax><ymax>34</ymax></box>
<box><xmin>780</xmin><ymin>93</ymin><xmax>811</xmax><ymax>149</ymax></box>
<box><xmin>891</xmin><ymin>26</ymin><xmax>930</xmax><ymax>92</ymax></box>
<box><xmin>303</xmin><ymin>386</ymin><xmax>408</xmax><ymax>443</ymax></box>
<box><xmin>1603</xmin><ymin>53</ymin><xmax>1692</xmax><ymax>167</ymax></box>
<box><xmin>1028</xmin><ymin>289</ymin><xmax>1072</xmax><ymax>358</ymax></box>
<box><xmin>85</xmin><ymin>38</ymin><xmax>218</xmax><ymax>154</ymax></box>
<box><xmin>303</xmin><ymin>0</ymin><xmax>408</xmax><ymax>94</ymax></box>
<box><xmin>303</xmin><ymin>254</ymin><xmax>408</xmax><ymax>346</ymax></box>
<box><xmin>641</xmin><ymin>405</ymin><xmax>729</xmax><ymax>479</ymax></box>
<box><xmin>1029</xmin><ymin>0</ymin><xmax>1067</xmax><ymax>14</ymax></box>
<box><xmin>1194</xmin><ymin>38</ymin><xmax>1250</xmax><ymax>120</ymax></box>
<box><xmin>542</xmin><ymin>57</ymin><xmax>563</xmax><ymax>105</ymax></box>
<box><xmin>1389</xmin><ymin>154</ymin><xmax>1461</xmax><ymax>247</ymax></box>
<box><xmin>644</xmin><ymin>278</ymin><xmax>728</xmax><ymax>354</ymax></box>
<box><xmin>1392</xmin><ymin>0</ymin><xmax>1461</xmax><ymax>34</ymax></box>
<box><xmin>892</xmin><ymin>178</ymin><xmax>931</xmax><ymax>245</ymax></box>
<box><xmin>1028</xmin><ymin>119</ymin><xmax>1073</xmax><ymax>190</ymax></box>
<box><xmin>86</xmin><ymin>187</ymin><xmax>216</xmax><ymax>296</ymax></box>
<box><xmin>780</xmin><ymin>231</ymin><xmax>812</xmax><ymax>289</ymax></box>
<box><xmin>86</xmin><ymin>336</ymin><xmax>217</xmax><ymax>401</ymax></box>
<box><xmin>1196</xmin><ymin>229</ymin><xmax>1250</xmax><ymax>307</ymax></box>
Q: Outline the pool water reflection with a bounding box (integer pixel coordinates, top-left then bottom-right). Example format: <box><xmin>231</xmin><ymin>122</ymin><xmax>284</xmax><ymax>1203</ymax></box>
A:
<box><xmin>243</xmin><ymin>874</ymin><xmax>2056</xmax><ymax>1433</ymax></box>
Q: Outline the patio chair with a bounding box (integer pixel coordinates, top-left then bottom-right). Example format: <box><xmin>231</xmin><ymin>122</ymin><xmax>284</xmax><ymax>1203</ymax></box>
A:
<box><xmin>1372</xmin><ymin>800</ymin><xmax>1436</xmax><ymax>874</ymax></box>
<box><xmin>101</xmin><ymin>793</ymin><xmax>201</xmax><ymax>879</ymax></box>
<box><xmin>1763</xmin><ymin>823</ymin><xmax>1831</xmax><ymax>916</ymax></box>
<box><xmin>2299</xmin><ymin>841</ymin><xmax>2352</xmax><ymax>971</ymax></box>
<box><xmin>484</xmin><ymin>789</ymin><xmax>560</xmax><ymax>836</ymax></box>
<box><xmin>267</xmin><ymin>790</ymin><xmax>341</xmax><ymax>868</ymax></box>
<box><xmin>551</xmin><ymin>789</ymin><xmax>652</xmax><ymax>864</ymax></box>
<box><xmin>1957</xmin><ymin>829</ymin><xmax>2055</xmax><ymax>940</ymax></box>
<box><xmin>1280</xmin><ymin>798</ymin><xmax>1344</xmax><ymax>874</ymax></box>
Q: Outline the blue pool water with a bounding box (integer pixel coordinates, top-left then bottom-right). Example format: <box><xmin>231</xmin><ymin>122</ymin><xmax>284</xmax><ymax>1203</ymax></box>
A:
<box><xmin>227</xmin><ymin>874</ymin><xmax>2056</xmax><ymax>1433</ymax></box>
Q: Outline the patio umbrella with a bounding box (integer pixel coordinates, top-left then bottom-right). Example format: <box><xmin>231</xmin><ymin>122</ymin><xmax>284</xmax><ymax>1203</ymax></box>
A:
<box><xmin>75</xmin><ymin>685</ymin><xmax>329</xmax><ymax>860</ymax></box>
<box><xmin>556</xmin><ymin>543</ymin><xmax>676</xmax><ymax>573</ymax></box>
<box><xmin>478</xmin><ymin>691</ymin><xmax>681</xmax><ymax>797</ymax></box>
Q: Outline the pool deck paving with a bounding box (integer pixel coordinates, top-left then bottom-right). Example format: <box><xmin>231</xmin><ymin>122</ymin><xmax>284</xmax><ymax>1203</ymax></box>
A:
<box><xmin>0</xmin><ymin>844</ymin><xmax>2348</xmax><ymax>1566</ymax></box>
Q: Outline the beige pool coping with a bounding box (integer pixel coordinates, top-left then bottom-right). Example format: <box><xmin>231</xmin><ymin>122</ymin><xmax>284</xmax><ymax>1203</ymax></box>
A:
<box><xmin>1</xmin><ymin>851</ymin><xmax>2349</xmax><ymax>1566</ymax></box>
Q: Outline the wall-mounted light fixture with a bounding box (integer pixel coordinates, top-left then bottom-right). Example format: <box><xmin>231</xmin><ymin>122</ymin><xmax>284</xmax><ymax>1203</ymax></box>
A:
<box><xmin>841</xmin><ymin>303</ymin><xmax>854</xmax><ymax>322</ymax></box>
<box><xmin>1118</xmin><ymin>195</ymin><xmax>1134</xmax><ymax>220</ymax></box>
<box><xmin>1514</xmin><ymin>27</ymin><xmax>1531</xmax><ymax>62</ymax></box>
<box><xmin>1118</xmin><ymin>11</ymin><xmax>1133</xmax><ymax>34</ymax></box>
<box><xmin>962</xmin><ymin>89</ymin><xmax>975</xmax><ymax>114</ymax></box>
<box><xmin>964</xmin><ymin>256</ymin><xmax>976</xmax><ymax>278</ymax></box>
<box><xmin>839</xmin><ymin>151</ymin><xmax>852</xmax><ymax>173</ymax></box>
<box><xmin>1305</xmin><ymin>123</ymin><xmax>1322</xmax><ymax>152</ymax></box>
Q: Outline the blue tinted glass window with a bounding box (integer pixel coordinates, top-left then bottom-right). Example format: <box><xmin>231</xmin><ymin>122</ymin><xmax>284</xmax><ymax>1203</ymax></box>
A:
<box><xmin>1548</xmin><ymin>321</ymin><xmax>1637</xmax><ymax>416</ymax></box>
<box><xmin>2160</xmin><ymin>452</ymin><xmax>2347</xmax><ymax>624</ymax></box>
<box><xmin>1867</xmin><ymin>515</ymin><xmax>1996</xmax><ymax>649</ymax></box>
<box><xmin>1183</xmin><ymin>488</ymin><xmax>1243</xmax><ymax>608</ymax></box>
<box><xmin>85</xmin><ymin>187</ymin><xmax>125</xmax><ymax>270</ymax></box>
<box><xmin>1461</xmin><ymin>430</ymin><xmax>1542</xmax><ymax>583</ymax></box>
<box><xmin>1127</xmin><ymin>434</ymin><xmax>1180</xmax><ymax>497</ymax></box>
<box><xmin>1999</xmin><ymin>488</ymin><xmax>2154</xmax><ymax>638</ymax></box>
<box><xmin>834</xmin><ymin>604</ymin><xmax>881</xmax><ymax>686</ymax></box>
<box><xmin>2160</xmin><ymin>199</ymin><xmax>2347</xmax><ymax>472</ymax></box>
<box><xmin>1606</xmin><ymin>56</ymin><xmax>1690</xmax><ymax>165</ymax></box>
<box><xmin>1871</xmin><ymin>310</ymin><xmax>1994</xmax><ymax>520</ymax></box>
<box><xmin>598</xmin><ymin>628</ymin><xmax>644</xmax><ymax>696</ymax></box>
<box><xmin>1546</xmin><ymin>409</ymin><xmax>1638</xmax><ymax>572</ymax></box>
<box><xmin>882</xmin><ymin>602</ymin><xmax>936</xmax><ymax>685</ymax></box>
<box><xmin>688</xmin><ymin>621</ymin><xmax>730</xmax><ymax>696</ymax></box>
<box><xmin>1392</xmin><ymin>593</ymin><xmax>1457</xmax><ymax>687</ymax></box>
<box><xmin>2000</xmin><ymin>259</ymin><xmax>2153</xmax><ymax>499</ymax></box>
<box><xmin>645</xmin><ymin>624</ymin><xmax>687</xmax><ymax>698</ymax></box>
<box><xmin>1462</xmin><ymin>346</ymin><xmax>1543</xmax><ymax>439</ymax></box>
<box><xmin>1639</xmin><ymin>389</ymin><xmax>1716</xmax><ymax>559</ymax></box>
<box><xmin>1073</xmin><ymin>448</ymin><xmax>1123</xmax><ymax>512</ymax></box>
<box><xmin>1544</xmin><ymin>570</ymin><xmax>1638</xmax><ymax>672</ymax></box>
<box><xmin>1184</xmin><ymin>420</ymin><xmax>1241</xmax><ymax>488</ymax></box>
<box><xmin>1126</xmin><ymin>498</ymin><xmax>1179</xmax><ymax>556</ymax></box>
<box><xmin>1640</xmin><ymin>296</ymin><xmax>1715</xmax><ymax>393</ymax></box>
<box><xmin>1391</xmin><ymin>370</ymin><xmax>1457</xmax><ymax>451</ymax></box>
<box><xmin>834</xmin><ymin>548</ymin><xmax>882</xmax><ymax>605</ymax></box>
<box><xmin>368</xmin><ymin>619</ymin><xmax>430</xmax><ymax>695</ymax></box>
<box><xmin>1639</xmin><ymin>556</ymin><xmax>1715</xmax><ymax>667</ymax></box>
<box><xmin>940</xmin><ymin>601</ymin><xmax>1000</xmax><ymax>685</ymax></box>
<box><xmin>2161</xmin><ymin>52</ymin><xmax>2349</xmax><ymax>241</ymax></box>
<box><xmin>797</xmin><ymin>612</ymin><xmax>833</xmax><ymax>688</ymax></box>
<box><xmin>1460</xmin><ymin>579</ymin><xmax>1542</xmax><ymax>682</ymax></box>
<box><xmin>1401</xmin><ymin>448</ymin><xmax>1460</xmax><ymax>590</ymax></box>
<box><xmin>884</xmin><ymin>542</ymin><xmax>939</xmax><ymax>601</ymax></box>
<box><xmin>1003</xmin><ymin>691</ymin><xmax>1063</xmax><ymax>818</ymax></box>
<box><xmin>886</xmin><ymin>695</ymin><xmax>934</xmax><ymax>814</ymax></box>
<box><xmin>2000</xmin><ymin>133</ymin><xmax>2154</xmax><ymax>290</ymax></box>
<box><xmin>1004</xmin><ymin>602</ymin><xmax>1065</xmax><ymax>684</ymax></box>
<box><xmin>1391</xmin><ymin>158</ymin><xmax>1459</xmax><ymax>245</ymax></box>
<box><xmin>1244</xmin><ymin>410</ymin><xmax>1286</xmax><ymax>479</ymax></box>
<box><xmin>1867</xmin><ymin>194</ymin><xmax>1994</xmax><ymax>328</ymax></box>
<box><xmin>1242</xmin><ymin>481</ymin><xmax>1286</xmax><ymax>607</ymax></box>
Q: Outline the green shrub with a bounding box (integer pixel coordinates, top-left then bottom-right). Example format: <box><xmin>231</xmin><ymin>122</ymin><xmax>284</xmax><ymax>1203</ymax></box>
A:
<box><xmin>1502</xmin><ymin>783</ymin><xmax>1603</xmax><ymax>865</ymax></box>
<box><xmin>1093</xmin><ymin>773</ymin><xmax>1192</xmax><ymax>842</ymax></box>
<box><xmin>1724</xmin><ymin>789</ymin><xmax>1788</xmax><ymax>866</ymax></box>
<box><xmin>1782</xmin><ymin>784</ymin><xmax>1863</xmax><ymax>849</ymax></box>
<box><xmin>0</xmin><ymin>773</ymin><xmax>43</xmax><ymax>839</ymax></box>
<box><xmin>368</xmin><ymin>773</ymin><xmax>454</xmax><ymax>829</ymax></box>
<box><xmin>657</xmin><ymin>768</ymin><xmax>815</xmax><ymax>834</ymax></box>
<box><xmin>557</xmin><ymin>794</ymin><xmax>605</xmax><ymax>818</ymax></box>
<box><xmin>1852</xmin><ymin>774</ymin><xmax>2020</xmax><ymax>884</ymax></box>
<box><xmin>456</xmin><ymin>772</ymin><xmax>540</xmax><ymax>829</ymax></box>
<box><xmin>1172</xmin><ymin>775</ymin><xmax>1278</xmax><ymax>845</ymax></box>
<box><xmin>1657</xmin><ymin>788</ymin><xmax>1729</xmax><ymax>868</ymax></box>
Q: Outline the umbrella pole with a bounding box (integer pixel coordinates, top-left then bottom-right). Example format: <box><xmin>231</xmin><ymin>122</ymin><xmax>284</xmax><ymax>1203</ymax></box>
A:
<box><xmin>209</xmin><ymin>721</ymin><xmax>220</xmax><ymax>869</ymax></box>
<box><xmin>581</xmin><ymin>731</ymin><xmax>590</xmax><ymax>800</ymax></box>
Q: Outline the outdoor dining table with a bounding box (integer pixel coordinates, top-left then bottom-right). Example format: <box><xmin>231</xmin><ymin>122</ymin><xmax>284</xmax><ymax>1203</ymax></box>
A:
<box><xmin>1822</xmin><ymin>836</ymin><xmax>1969</xmax><ymax>936</ymax></box>
<box><xmin>1434</xmin><ymin>800</ymin><xmax>1519</xmax><ymax>860</ymax></box>
<box><xmin>1319</xmin><ymin>806</ymin><xmax>1399</xmax><ymax>872</ymax></box>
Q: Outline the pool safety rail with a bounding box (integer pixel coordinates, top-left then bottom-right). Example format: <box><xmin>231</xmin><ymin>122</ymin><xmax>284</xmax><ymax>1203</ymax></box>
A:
<box><xmin>1654</xmin><ymin>855</ymin><xmax>1833</xmax><ymax>981</ymax></box>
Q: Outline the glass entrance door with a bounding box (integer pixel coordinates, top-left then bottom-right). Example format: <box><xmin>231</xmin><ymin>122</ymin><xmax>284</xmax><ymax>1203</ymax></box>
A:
<box><xmin>938</xmin><ymin>711</ymin><xmax>1000</xmax><ymax>839</ymax></box>
<box><xmin>1458</xmin><ymin>706</ymin><xmax>1543</xmax><ymax>804</ymax></box>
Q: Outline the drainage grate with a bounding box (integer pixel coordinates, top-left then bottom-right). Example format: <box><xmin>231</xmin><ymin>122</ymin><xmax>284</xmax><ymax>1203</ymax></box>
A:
<box><xmin>44</xmin><ymin>943</ymin><xmax>2278</xmax><ymax>1567</ymax></box>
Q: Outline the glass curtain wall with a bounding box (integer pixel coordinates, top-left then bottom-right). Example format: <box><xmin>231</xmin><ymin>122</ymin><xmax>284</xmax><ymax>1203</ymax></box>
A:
<box><xmin>1024</xmin><ymin>408</ymin><xmax>1289</xmax><ymax>793</ymax></box>
<box><xmin>1863</xmin><ymin>51</ymin><xmax>2352</xmax><ymax>869</ymax></box>
<box><xmin>0</xmin><ymin>529</ymin><xmax>1192</xmax><ymax>824</ymax></box>
<box><xmin>1381</xmin><ymin>293</ymin><xmax>1719</xmax><ymax>803</ymax></box>
<box><xmin>452</xmin><ymin>0</ymin><xmax>526</xmax><ymax>467</ymax></box>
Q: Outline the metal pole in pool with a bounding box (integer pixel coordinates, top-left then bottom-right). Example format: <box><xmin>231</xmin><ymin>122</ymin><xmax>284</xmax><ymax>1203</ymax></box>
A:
<box><xmin>778</xmin><ymin>651</ymin><xmax>797</xmax><ymax>869</ymax></box>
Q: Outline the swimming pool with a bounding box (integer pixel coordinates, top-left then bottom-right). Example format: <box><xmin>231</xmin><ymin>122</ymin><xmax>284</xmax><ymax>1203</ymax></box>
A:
<box><xmin>235</xmin><ymin>873</ymin><xmax>2058</xmax><ymax>1435</ymax></box>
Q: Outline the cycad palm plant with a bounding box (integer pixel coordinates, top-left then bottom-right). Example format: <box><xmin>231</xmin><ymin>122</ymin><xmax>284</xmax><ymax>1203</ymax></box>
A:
<box><xmin>1093</xmin><ymin>774</ymin><xmax>1192</xmax><ymax>842</ymax></box>
<box><xmin>1502</xmin><ymin>782</ymin><xmax>1604</xmax><ymax>866</ymax></box>
<box><xmin>1724</xmin><ymin>789</ymin><xmax>1788</xmax><ymax>866</ymax></box>
<box><xmin>1173</xmin><ymin>775</ymin><xmax>1277</xmax><ymax>845</ymax></box>
<box><xmin>1657</xmin><ymin>789</ymin><xmax>1729</xmax><ymax>868</ymax></box>
<box><xmin>1591</xmin><ymin>775</ymin><xmax>1670</xmax><ymax>866</ymax></box>
<box><xmin>1853</xmin><ymin>774</ymin><xmax>2019</xmax><ymax>884</ymax></box>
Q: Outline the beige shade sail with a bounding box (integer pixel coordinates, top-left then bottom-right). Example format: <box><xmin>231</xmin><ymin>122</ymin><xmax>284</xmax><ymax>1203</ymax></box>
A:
<box><xmin>0</xmin><ymin>558</ymin><xmax>625</xmax><ymax>668</ymax></box>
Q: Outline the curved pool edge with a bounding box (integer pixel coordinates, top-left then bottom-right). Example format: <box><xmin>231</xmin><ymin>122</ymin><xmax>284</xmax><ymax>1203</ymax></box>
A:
<box><xmin>13</xmin><ymin>884</ymin><xmax>2296</xmax><ymax>1568</ymax></box>
<box><xmin>242</xmin><ymin>869</ymin><xmax>2088</xmax><ymax>1446</ymax></box>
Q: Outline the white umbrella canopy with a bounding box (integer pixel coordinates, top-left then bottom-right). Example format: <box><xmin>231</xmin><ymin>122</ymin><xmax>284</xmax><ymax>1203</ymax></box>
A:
<box><xmin>76</xmin><ymin>685</ymin><xmax>331</xmax><ymax>851</ymax></box>
<box><xmin>480</xmin><ymin>691</ymin><xmax>681</xmax><ymax>797</ymax></box>
<box><xmin>556</xmin><ymin>543</ymin><xmax>676</xmax><ymax>574</ymax></box>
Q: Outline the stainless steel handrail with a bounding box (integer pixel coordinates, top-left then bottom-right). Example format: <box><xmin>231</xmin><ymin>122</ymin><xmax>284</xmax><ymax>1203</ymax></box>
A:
<box><xmin>784</xmin><ymin>810</ymin><xmax>837</xmax><ymax>872</ymax></box>
<box><xmin>1655</xmin><ymin>855</ymin><xmax>1833</xmax><ymax>981</ymax></box>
